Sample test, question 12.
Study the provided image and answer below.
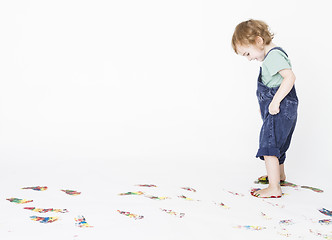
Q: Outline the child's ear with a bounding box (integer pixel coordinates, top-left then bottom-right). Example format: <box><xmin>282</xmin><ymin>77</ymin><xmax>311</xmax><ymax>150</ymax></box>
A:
<box><xmin>255</xmin><ymin>36</ymin><xmax>264</xmax><ymax>46</ymax></box>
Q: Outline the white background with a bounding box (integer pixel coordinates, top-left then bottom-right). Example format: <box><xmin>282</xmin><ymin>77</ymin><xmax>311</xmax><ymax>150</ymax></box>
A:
<box><xmin>1</xmin><ymin>0</ymin><xmax>331</xmax><ymax>170</ymax></box>
<box><xmin>0</xmin><ymin>1</ymin><xmax>332</xmax><ymax>239</ymax></box>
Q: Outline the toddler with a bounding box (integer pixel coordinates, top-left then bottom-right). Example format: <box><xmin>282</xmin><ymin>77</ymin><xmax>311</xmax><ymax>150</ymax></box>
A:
<box><xmin>232</xmin><ymin>19</ymin><xmax>298</xmax><ymax>198</ymax></box>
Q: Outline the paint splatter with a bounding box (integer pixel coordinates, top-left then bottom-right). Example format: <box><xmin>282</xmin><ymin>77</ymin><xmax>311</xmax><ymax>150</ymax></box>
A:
<box><xmin>117</xmin><ymin>210</ymin><xmax>144</xmax><ymax>220</ymax></box>
<box><xmin>24</xmin><ymin>207</ymin><xmax>68</xmax><ymax>213</ymax></box>
<box><xmin>277</xmin><ymin>229</ymin><xmax>292</xmax><ymax>237</ymax></box>
<box><xmin>30</xmin><ymin>216</ymin><xmax>59</xmax><ymax>223</ymax></box>
<box><xmin>255</xmin><ymin>176</ymin><xmax>269</xmax><ymax>184</ymax></box>
<box><xmin>136</xmin><ymin>184</ymin><xmax>157</xmax><ymax>187</ymax></box>
<box><xmin>214</xmin><ymin>202</ymin><xmax>230</xmax><ymax>209</ymax></box>
<box><xmin>181</xmin><ymin>187</ymin><xmax>197</xmax><ymax>192</ymax></box>
<box><xmin>262</xmin><ymin>199</ymin><xmax>285</xmax><ymax>208</ymax></box>
<box><xmin>75</xmin><ymin>216</ymin><xmax>93</xmax><ymax>228</ymax></box>
<box><xmin>145</xmin><ymin>195</ymin><xmax>170</xmax><ymax>200</ymax></box>
<box><xmin>261</xmin><ymin>212</ymin><xmax>272</xmax><ymax>220</ymax></box>
<box><xmin>61</xmin><ymin>190</ymin><xmax>81</xmax><ymax>196</ymax></box>
<box><xmin>118</xmin><ymin>191</ymin><xmax>144</xmax><ymax>196</ymax></box>
<box><xmin>309</xmin><ymin>229</ymin><xmax>332</xmax><ymax>240</ymax></box>
<box><xmin>279</xmin><ymin>219</ymin><xmax>294</xmax><ymax>226</ymax></box>
<box><xmin>160</xmin><ymin>209</ymin><xmax>185</xmax><ymax>218</ymax></box>
<box><xmin>319</xmin><ymin>219</ymin><xmax>332</xmax><ymax>225</ymax></box>
<box><xmin>6</xmin><ymin>198</ymin><xmax>33</xmax><ymax>204</ymax></box>
<box><xmin>223</xmin><ymin>189</ymin><xmax>245</xmax><ymax>197</ymax></box>
<box><xmin>234</xmin><ymin>225</ymin><xmax>266</xmax><ymax>231</ymax></box>
<box><xmin>281</xmin><ymin>181</ymin><xmax>298</xmax><ymax>187</ymax></box>
<box><xmin>22</xmin><ymin>186</ymin><xmax>48</xmax><ymax>191</ymax></box>
<box><xmin>319</xmin><ymin>208</ymin><xmax>332</xmax><ymax>217</ymax></box>
<box><xmin>178</xmin><ymin>195</ymin><xmax>199</xmax><ymax>201</ymax></box>
<box><xmin>301</xmin><ymin>186</ymin><xmax>324</xmax><ymax>193</ymax></box>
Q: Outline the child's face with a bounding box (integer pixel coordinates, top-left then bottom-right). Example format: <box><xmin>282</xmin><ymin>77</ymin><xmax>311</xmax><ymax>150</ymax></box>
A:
<box><xmin>236</xmin><ymin>44</ymin><xmax>265</xmax><ymax>62</ymax></box>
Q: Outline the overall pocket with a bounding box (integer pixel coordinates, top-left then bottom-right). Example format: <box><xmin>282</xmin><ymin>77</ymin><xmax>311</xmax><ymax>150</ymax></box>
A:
<box><xmin>282</xmin><ymin>99</ymin><xmax>298</xmax><ymax>120</ymax></box>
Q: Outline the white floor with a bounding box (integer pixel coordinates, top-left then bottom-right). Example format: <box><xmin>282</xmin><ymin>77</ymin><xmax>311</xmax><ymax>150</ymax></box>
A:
<box><xmin>1</xmin><ymin>157</ymin><xmax>331</xmax><ymax>240</ymax></box>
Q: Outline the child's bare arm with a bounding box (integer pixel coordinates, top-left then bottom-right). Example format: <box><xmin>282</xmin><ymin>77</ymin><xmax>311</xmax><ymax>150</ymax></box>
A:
<box><xmin>268</xmin><ymin>69</ymin><xmax>296</xmax><ymax>115</ymax></box>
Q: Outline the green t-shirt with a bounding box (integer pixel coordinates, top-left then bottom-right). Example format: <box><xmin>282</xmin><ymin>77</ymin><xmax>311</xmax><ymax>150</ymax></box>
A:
<box><xmin>261</xmin><ymin>49</ymin><xmax>292</xmax><ymax>88</ymax></box>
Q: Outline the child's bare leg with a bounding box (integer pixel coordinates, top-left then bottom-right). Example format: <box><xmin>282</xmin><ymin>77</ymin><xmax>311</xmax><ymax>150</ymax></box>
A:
<box><xmin>253</xmin><ymin>156</ymin><xmax>282</xmax><ymax>198</ymax></box>
<box><xmin>259</xmin><ymin>163</ymin><xmax>286</xmax><ymax>181</ymax></box>
<box><xmin>279</xmin><ymin>164</ymin><xmax>286</xmax><ymax>181</ymax></box>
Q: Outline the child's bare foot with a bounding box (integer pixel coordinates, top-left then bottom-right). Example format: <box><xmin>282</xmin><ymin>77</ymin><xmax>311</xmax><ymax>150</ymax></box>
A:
<box><xmin>251</xmin><ymin>186</ymin><xmax>282</xmax><ymax>198</ymax></box>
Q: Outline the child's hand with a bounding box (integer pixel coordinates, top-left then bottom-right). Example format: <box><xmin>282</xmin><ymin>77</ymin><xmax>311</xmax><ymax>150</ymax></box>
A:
<box><xmin>268</xmin><ymin>100</ymin><xmax>280</xmax><ymax>115</ymax></box>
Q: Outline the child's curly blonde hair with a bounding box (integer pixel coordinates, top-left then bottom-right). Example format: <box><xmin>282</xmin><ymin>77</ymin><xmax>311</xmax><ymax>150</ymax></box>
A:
<box><xmin>232</xmin><ymin>19</ymin><xmax>274</xmax><ymax>54</ymax></box>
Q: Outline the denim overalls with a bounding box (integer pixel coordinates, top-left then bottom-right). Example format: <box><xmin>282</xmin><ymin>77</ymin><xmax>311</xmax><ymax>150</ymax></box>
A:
<box><xmin>256</xmin><ymin>47</ymin><xmax>298</xmax><ymax>164</ymax></box>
